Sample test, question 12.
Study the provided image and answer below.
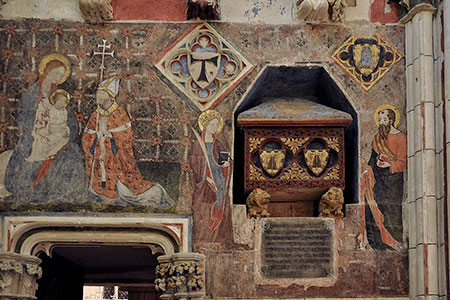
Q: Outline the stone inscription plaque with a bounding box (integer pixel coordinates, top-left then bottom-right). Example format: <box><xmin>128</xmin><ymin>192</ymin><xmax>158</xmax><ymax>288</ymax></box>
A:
<box><xmin>260</xmin><ymin>218</ymin><xmax>335</xmax><ymax>279</ymax></box>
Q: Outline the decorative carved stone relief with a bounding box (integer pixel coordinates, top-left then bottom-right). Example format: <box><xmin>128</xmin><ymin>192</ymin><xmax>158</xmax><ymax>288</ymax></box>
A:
<box><xmin>78</xmin><ymin>0</ymin><xmax>113</xmax><ymax>23</ymax></box>
<box><xmin>295</xmin><ymin>0</ymin><xmax>348</xmax><ymax>22</ymax></box>
<box><xmin>296</xmin><ymin>0</ymin><xmax>329</xmax><ymax>21</ymax></box>
<box><xmin>154</xmin><ymin>23</ymin><xmax>255</xmax><ymax>112</ymax></box>
<box><xmin>187</xmin><ymin>0</ymin><xmax>220</xmax><ymax>20</ymax></box>
<box><xmin>155</xmin><ymin>253</ymin><xmax>206</xmax><ymax>300</ymax></box>
<box><xmin>329</xmin><ymin>0</ymin><xmax>348</xmax><ymax>22</ymax></box>
<box><xmin>331</xmin><ymin>33</ymin><xmax>403</xmax><ymax>91</ymax></box>
<box><xmin>0</xmin><ymin>252</ymin><xmax>42</xmax><ymax>300</ymax></box>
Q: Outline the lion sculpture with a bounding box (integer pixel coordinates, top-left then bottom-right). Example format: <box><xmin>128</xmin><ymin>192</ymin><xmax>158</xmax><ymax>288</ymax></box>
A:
<box><xmin>246</xmin><ymin>188</ymin><xmax>271</xmax><ymax>219</ymax></box>
<box><xmin>319</xmin><ymin>187</ymin><xmax>344</xmax><ymax>217</ymax></box>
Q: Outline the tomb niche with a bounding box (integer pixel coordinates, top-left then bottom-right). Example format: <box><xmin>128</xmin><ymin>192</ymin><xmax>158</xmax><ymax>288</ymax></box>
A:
<box><xmin>236</xmin><ymin>98</ymin><xmax>352</xmax><ymax>284</ymax></box>
<box><xmin>234</xmin><ymin>66</ymin><xmax>356</xmax><ymax>285</ymax></box>
<box><xmin>237</xmin><ymin>98</ymin><xmax>352</xmax><ymax>217</ymax></box>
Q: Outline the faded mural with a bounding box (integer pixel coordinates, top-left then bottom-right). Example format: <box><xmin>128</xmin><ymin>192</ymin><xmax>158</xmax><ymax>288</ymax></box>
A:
<box><xmin>0</xmin><ymin>18</ymin><xmax>408</xmax><ymax>296</ymax></box>
<box><xmin>361</xmin><ymin>104</ymin><xmax>406</xmax><ymax>251</ymax></box>
<box><xmin>191</xmin><ymin>109</ymin><xmax>233</xmax><ymax>252</ymax></box>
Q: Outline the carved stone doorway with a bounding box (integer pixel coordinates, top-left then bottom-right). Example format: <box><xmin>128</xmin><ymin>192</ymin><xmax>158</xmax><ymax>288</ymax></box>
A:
<box><xmin>0</xmin><ymin>215</ymin><xmax>191</xmax><ymax>300</ymax></box>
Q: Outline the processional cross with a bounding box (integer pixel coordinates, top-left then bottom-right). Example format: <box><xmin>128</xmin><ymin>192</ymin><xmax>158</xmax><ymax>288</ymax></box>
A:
<box><xmin>93</xmin><ymin>39</ymin><xmax>115</xmax><ymax>81</ymax></box>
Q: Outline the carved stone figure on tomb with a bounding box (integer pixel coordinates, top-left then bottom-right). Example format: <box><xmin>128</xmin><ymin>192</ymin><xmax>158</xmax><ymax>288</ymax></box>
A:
<box><xmin>4</xmin><ymin>53</ymin><xmax>87</xmax><ymax>203</ymax></box>
<box><xmin>318</xmin><ymin>187</ymin><xmax>344</xmax><ymax>217</ymax></box>
<box><xmin>246</xmin><ymin>188</ymin><xmax>271</xmax><ymax>219</ymax></box>
<box><xmin>190</xmin><ymin>109</ymin><xmax>233</xmax><ymax>251</ymax></box>
<box><xmin>361</xmin><ymin>104</ymin><xmax>406</xmax><ymax>251</ymax></box>
<box><xmin>187</xmin><ymin>0</ymin><xmax>219</xmax><ymax>20</ymax></box>
<box><xmin>81</xmin><ymin>76</ymin><xmax>173</xmax><ymax>208</ymax></box>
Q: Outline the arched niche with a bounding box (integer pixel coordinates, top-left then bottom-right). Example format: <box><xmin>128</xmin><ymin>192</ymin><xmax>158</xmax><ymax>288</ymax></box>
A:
<box><xmin>233</xmin><ymin>65</ymin><xmax>358</xmax><ymax>205</ymax></box>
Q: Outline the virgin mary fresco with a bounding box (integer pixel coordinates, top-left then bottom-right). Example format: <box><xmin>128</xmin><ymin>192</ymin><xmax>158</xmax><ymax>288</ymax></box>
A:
<box><xmin>4</xmin><ymin>53</ymin><xmax>87</xmax><ymax>203</ymax></box>
<box><xmin>0</xmin><ymin>53</ymin><xmax>174</xmax><ymax>210</ymax></box>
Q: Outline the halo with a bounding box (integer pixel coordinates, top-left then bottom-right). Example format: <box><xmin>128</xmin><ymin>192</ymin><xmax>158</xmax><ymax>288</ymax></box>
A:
<box><xmin>198</xmin><ymin>109</ymin><xmax>224</xmax><ymax>134</ymax></box>
<box><xmin>38</xmin><ymin>53</ymin><xmax>71</xmax><ymax>85</ymax></box>
<box><xmin>374</xmin><ymin>104</ymin><xmax>400</xmax><ymax>128</ymax></box>
<box><xmin>49</xmin><ymin>89</ymin><xmax>71</xmax><ymax>107</ymax></box>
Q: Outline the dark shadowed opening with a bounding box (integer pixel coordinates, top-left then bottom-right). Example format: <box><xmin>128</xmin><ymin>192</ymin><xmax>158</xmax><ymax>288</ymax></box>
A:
<box><xmin>36</xmin><ymin>245</ymin><xmax>161</xmax><ymax>300</ymax></box>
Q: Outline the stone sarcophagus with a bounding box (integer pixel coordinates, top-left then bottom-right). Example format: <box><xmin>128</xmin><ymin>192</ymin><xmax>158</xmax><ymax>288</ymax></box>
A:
<box><xmin>237</xmin><ymin>98</ymin><xmax>352</xmax><ymax>217</ymax></box>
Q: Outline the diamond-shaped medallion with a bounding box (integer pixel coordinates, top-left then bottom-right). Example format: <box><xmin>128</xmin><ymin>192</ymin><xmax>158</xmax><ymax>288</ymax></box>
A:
<box><xmin>331</xmin><ymin>33</ymin><xmax>403</xmax><ymax>91</ymax></box>
<box><xmin>154</xmin><ymin>23</ymin><xmax>255</xmax><ymax>111</ymax></box>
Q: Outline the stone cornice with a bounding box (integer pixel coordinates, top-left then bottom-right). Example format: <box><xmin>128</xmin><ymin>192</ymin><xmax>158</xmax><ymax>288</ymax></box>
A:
<box><xmin>400</xmin><ymin>3</ymin><xmax>437</xmax><ymax>24</ymax></box>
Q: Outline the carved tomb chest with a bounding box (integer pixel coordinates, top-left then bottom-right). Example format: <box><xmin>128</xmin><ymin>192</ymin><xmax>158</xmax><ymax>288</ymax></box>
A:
<box><xmin>237</xmin><ymin>98</ymin><xmax>352</xmax><ymax>217</ymax></box>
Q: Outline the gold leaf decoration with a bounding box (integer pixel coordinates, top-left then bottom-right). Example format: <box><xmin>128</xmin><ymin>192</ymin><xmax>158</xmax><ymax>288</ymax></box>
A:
<box><xmin>330</xmin><ymin>33</ymin><xmax>404</xmax><ymax>91</ymax></box>
<box><xmin>280</xmin><ymin>164</ymin><xmax>310</xmax><ymax>180</ymax></box>
<box><xmin>249</xmin><ymin>164</ymin><xmax>265</xmax><ymax>181</ymax></box>
<box><xmin>323</xmin><ymin>137</ymin><xmax>340</xmax><ymax>152</ymax></box>
<box><xmin>324</xmin><ymin>165</ymin><xmax>340</xmax><ymax>180</ymax></box>
<box><xmin>280</xmin><ymin>137</ymin><xmax>309</xmax><ymax>153</ymax></box>
<box><xmin>249</xmin><ymin>137</ymin><xmax>265</xmax><ymax>153</ymax></box>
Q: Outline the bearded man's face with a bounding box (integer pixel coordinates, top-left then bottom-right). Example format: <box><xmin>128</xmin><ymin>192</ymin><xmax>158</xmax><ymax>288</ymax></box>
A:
<box><xmin>378</xmin><ymin>109</ymin><xmax>392</xmax><ymax>140</ymax></box>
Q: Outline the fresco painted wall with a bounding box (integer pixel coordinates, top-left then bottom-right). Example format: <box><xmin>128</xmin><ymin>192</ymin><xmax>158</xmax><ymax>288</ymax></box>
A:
<box><xmin>0</xmin><ymin>17</ymin><xmax>408</xmax><ymax>297</ymax></box>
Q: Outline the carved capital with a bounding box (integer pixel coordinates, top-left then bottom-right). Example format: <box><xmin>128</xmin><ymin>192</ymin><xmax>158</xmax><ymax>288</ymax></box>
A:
<box><xmin>155</xmin><ymin>253</ymin><xmax>206</xmax><ymax>300</ymax></box>
<box><xmin>0</xmin><ymin>252</ymin><xmax>42</xmax><ymax>300</ymax></box>
<box><xmin>78</xmin><ymin>0</ymin><xmax>114</xmax><ymax>23</ymax></box>
<box><xmin>400</xmin><ymin>2</ymin><xmax>437</xmax><ymax>24</ymax></box>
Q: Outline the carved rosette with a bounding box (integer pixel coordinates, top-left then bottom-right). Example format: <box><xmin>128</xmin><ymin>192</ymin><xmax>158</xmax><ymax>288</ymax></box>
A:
<box><xmin>0</xmin><ymin>252</ymin><xmax>42</xmax><ymax>300</ymax></box>
<box><xmin>155</xmin><ymin>253</ymin><xmax>206</xmax><ymax>300</ymax></box>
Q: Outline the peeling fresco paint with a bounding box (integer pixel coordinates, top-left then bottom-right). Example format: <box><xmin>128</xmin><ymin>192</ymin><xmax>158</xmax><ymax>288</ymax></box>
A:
<box><xmin>222</xmin><ymin>0</ymin><xmax>295</xmax><ymax>24</ymax></box>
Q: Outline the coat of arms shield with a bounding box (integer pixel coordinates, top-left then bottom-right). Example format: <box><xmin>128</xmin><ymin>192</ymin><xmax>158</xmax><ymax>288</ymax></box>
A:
<box><xmin>259</xmin><ymin>149</ymin><xmax>286</xmax><ymax>177</ymax></box>
<box><xmin>353</xmin><ymin>44</ymin><xmax>381</xmax><ymax>75</ymax></box>
<box><xmin>304</xmin><ymin>149</ymin><xmax>329</xmax><ymax>176</ymax></box>
<box><xmin>188</xmin><ymin>51</ymin><xmax>221</xmax><ymax>89</ymax></box>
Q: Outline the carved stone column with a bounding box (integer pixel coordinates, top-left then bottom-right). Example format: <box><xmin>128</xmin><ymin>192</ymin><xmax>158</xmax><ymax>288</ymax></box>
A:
<box><xmin>401</xmin><ymin>3</ymin><xmax>445</xmax><ymax>299</ymax></box>
<box><xmin>155</xmin><ymin>253</ymin><xmax>206</xmax><ymax>300</ymax></box>
<box><xmin>0</xmin><ymin>252</ymin><xmax>42</xmax><ymax>300</ymax></box>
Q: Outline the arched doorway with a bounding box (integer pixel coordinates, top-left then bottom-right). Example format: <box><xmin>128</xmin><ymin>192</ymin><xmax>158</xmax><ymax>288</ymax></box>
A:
<box><xmin>1</xmin><ymin>215</ymin><xmax>191</xmax><ymax>300</ymax></box>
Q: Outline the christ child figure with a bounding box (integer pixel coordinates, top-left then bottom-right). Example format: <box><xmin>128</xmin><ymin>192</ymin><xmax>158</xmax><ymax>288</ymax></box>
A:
<box><xmin>26</xmin><ymin>89</ymin><xmax>70</xmax><ymax>162</ymax></box>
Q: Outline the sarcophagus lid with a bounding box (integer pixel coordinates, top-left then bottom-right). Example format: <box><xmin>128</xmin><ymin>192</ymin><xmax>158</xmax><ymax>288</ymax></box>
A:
<box><xmin>237</xmin><ymin>98</ymin><xmax>352</xmax><ymax>127</ymax></box>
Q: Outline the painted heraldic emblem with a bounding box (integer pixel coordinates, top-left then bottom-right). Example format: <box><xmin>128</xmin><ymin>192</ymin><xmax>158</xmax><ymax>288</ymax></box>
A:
<box><xmin>259</xmin><ymin>149</ymin><xmax>286</xmax><ymax>177</ymax></box>
<box><xmin>188</xmin><ymin>51</ymin><xmax>221</xmax><ymax>89</ymax></box>
<box><xmin>304</xmin><ymin>149</ymin><xmax>329</xmax><ymax>176</ymax></box>
<box><xmin>154</xmin><ymin>23</ymin><xmax>255</xmax><ymax>111</ymax></box>
<box><xmin>331</xmin><ymin>33</ymin><xmax>403</xmax><ymax>91</ymax></box>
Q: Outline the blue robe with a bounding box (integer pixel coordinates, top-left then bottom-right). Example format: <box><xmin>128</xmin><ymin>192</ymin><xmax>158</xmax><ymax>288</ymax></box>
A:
<box><xmin>5</xmin><ymin>82</ymin><xmax>87</xmax><ymax>203</ymax></box>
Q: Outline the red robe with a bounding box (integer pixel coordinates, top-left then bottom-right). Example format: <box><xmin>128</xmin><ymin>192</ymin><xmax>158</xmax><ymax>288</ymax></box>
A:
<box><xmin>81</xmin><ymin>104</ymin><xmax>154</xmax><ymax>198</ymax></box>
<box><xmin>190</xmin><ymin>135</ymin><xmax>233</xmax><ymax>251</ymax></box>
